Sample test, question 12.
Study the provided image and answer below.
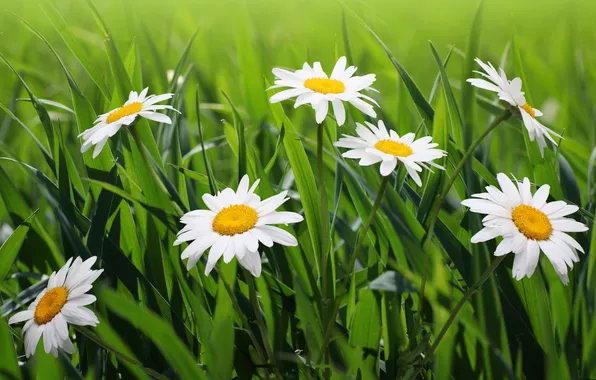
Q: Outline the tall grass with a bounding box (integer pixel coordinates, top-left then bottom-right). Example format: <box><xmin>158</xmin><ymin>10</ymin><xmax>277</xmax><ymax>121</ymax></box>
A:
<box><xmin>1</xmin><ymin>0</ymin><xmax>595</xmax><ymax>379</ymax></box>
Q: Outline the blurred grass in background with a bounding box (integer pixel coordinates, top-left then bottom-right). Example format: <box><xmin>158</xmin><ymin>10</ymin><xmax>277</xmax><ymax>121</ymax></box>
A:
<box><xmin>1</xmin><ymin>0</ymin><xmax>595</xmax><ymax>181</ymax></box>
<box><xmin>1</xmin><ymin>0</ymin><xmax>596</xmax><ymax>379</ymax></box>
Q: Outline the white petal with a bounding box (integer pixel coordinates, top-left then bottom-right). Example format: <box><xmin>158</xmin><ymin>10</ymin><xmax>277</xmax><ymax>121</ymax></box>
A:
<box><xmin>269</xmin><ymin>88</ymin><xmax>309</xmax><ymax>104</ymax></box>
<box><xmin>61</xmin><ymin>304</ymin><xmax>99</xmax><ymax>326</ymax></box>
<box><xmin>259</xmin><ymin>226</ymin><xmax>298</xmax><ymax>246</ymax></box>
<box><xmin>330</xmin><ymin>56</ymin><xmax>347</xmax><ymax>79</ymax></box>
<box><xmin>67</xmin><ymin>294</ymin><xmax>97</xmax><ymax>307</ymax></box>
<box><xmin>238</xmin><ymin>249</ymin><xmax>262</xmax><ymax>277</ymax></box>
<box><xmin>222</xmin><ymin>237</ymin><xmax>236</xmax><ymax>264</ymax></box>
<box><xmin>551</xmin><ymin>219</ymin><xmax>589</xmax><ymax>233</ymax></box>
<box><xmin>180</xmin><ymin>233</ymin><xmax>218</xmax><ymax>260</ymax></box>
<box><xmin>461</xmin><ymin>199</ymin><xmax>511</xmax><ymax>218</ymax></box>
<box><xmin>53</xmin><ymin>313</ymin><xmax>69</xmax><ymax>341</ymax></box>
<box><xmin>496</xmin><ymin>173</ymin><xmax>521</xmax><ymax>205</ymax></box>
<box><xmin>140</xmin><ymin>111</ymin><xmax>172</xmax><ymax>125</ymax></box>
<box><xmin>60</xmin><ymin>337</ymin><xmax>76</xmax><ymax>354</ymax></box>
<box><xmin>494</xmin><ymin>238</ymin><xmax>514</xmax><ymax>256</ymax></box>
<box><xmin>256</xmin><ymin>191</ymin><xmax>289</xmax><ymax>215</ymax></box>
<box><xmin>206</xmin><ymin>236</ymin><xmax>230</xmax><ymax>272</ymax></box>
<box><xmin>25</xmin><ymin>324</ymin><xmax>42</xmax><ymax>358</ymax></box>
<box><xmin>379</xmin><ymin>159</ymin><xmax>398</xmax><ymax>176</ymax></box>
<box><xmin>9</xmin><ymin>310</ymin><xmax>34</xmax><ymax>324</ymax></box>
<box><xmin>332</xmin><ymin>99</ymin><xmax>346</xmax><ymax>126</ymax></box>
<box><xmin>471</xmin><ymin>227</ymin><xmax>501</xmax><ymax>243</ymax></box>
<box><xmin>315</xmin><ymin>100</ymin><xmax>329</xmax><ymax>124</ymax></box>
<box><xmin>202</xmin><ymin>193</ymin><xmax>223</xmax><ymax>212</ymax></box>
<box><xmin>252</xmin><ymin>227</ymin><xmax>274</xmax><ymax>247</ymax></box>
<box><xmin>538</xmin><ymin>240</ymin><xmax>569</xmax><ymax>285</ymax></box>
<box><xmin>530</xmin><ymin>184</ymin><xmax>550</xmax><ymax>209</ymax></box>
<box><xmin>517</xmin><ymin>178</ymin><xmax>532</xmax><ymax>204</ymax></box>
<box><xmin>548</xmin><ymin>205</ymin><xmax>579</xmax><ymax>220</ymax></box>
<box><xmin>256</xmin><ymin>211</ymin><xmax>304</xmax><ymax>226</ymax></box>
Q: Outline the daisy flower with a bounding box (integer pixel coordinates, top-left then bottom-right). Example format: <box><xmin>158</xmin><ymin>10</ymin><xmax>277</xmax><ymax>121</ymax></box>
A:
<box><xmin>467</xmin><ymin>58</ymin><xmax>561</xmax><ymax>156</ymax></box>
<box><xmin>333</xmin><ymin>120</ymin><xmax>447</xmax><ymax>186</ymax></box>
<box><xmin>268</xmin><ymin>56</ymin><xmax>378</xmax><ymax>126</ymax></box>
<box><xmin>462</xmin><ymin>173</ymin><xmax>588</xmax><ymax>284</ymax></box>
<box><xmin>8</xmin><ymin>257</ymin><xmax>103</xmax><ymax>357</ymax></box>
<box><xmin>79</xmin><ymin>88</ymin><xmax>178</xmax><ymax>158</ymax></box>
<box><xmin>174</xmin><ymin>175</ymin><xmax>304</xmax><ymax>277</ymax></box>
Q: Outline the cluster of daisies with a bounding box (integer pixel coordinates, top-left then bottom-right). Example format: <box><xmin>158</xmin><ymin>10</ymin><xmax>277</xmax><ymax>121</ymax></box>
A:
<box><xmin>6</xmin><ymin>55</ymin><xmax>587</xmax><ymax>361</ymax></box>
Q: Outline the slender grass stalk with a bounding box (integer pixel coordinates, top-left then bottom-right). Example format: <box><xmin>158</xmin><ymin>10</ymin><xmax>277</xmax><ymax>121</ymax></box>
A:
<box><xmin>245</xmin><ymin>271</ymin><xmax>282</xmax><ymax>379</ymax></box>
<box><xmin>316</xmin><ymin>174</ymin><xmax>391</xmax><ymax>367</ymax></box>
<box><xmin>408</xmin><ymin>255</ymin><xmax>506</xmax><ymax>379</ymax></box>
<box><xmin>417</xmin><ymin>109</ymin><xmax>511</xmax><ymax>322</ymax></box>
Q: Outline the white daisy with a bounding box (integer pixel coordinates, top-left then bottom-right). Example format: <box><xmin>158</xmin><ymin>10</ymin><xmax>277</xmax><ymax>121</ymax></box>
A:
<box><xmin>467</xmin><ymin>58</ymin><xmax>561</xmax><ymax>156</ymax></box>
<box><xmin>462</xmin><ymin>173</ymin><xmax>588</xmax><ymax>284</ymax></box>
<box><xmin>8</xmin><ymin>257</ymin><xmax>103</xmax><ymax>357</ymax></box>
<box><xmin>333</xmin><ymin>120</ymin><xmax>447</xmax><ymax>186</ymax></box>
<box><xmin>174</xmin><ymin>175</ymin><xmax>304</xmax><ymax>277</ymax></box>
<box><xmin>79</xmin><ymin>88</ymin><xmax>179</xmax><ymax>158</ymax></box>
<box><xmin>268</xmin><ymin>56</ymin><xmax>378</xmax><ymax>126</ymax></box>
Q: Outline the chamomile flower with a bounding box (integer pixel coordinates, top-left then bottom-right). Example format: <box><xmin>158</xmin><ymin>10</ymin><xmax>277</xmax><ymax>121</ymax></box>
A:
<box><xmin>8</xmin><ymin>257</ymin><xmax>103</xmax><ymax>358</ymax></box>
<box><xmin>174</xmin><ymin>175</ymin><xmax>304</xmax><ymax>277</ymax></box>
<box><xmin>79</xmin><ymin>88</ymin><xmax>178</xmax><ymax>158</ymax></box>
<box><xmin>334</xmin><ymin>120</ymin><xmax>447</xmax><ymax>186</ymax></box>
<box><xmin>268</xmin><ymin>56</ymin><xmax>378</xmax><ymax>126</ymax></box>
<box><xmin>462</xmin><ymin>173</ymin><xmax>588</xmax><ymax>284</ymax></box>
<box><xmin>467</xmin><ymin>58</ymin><xmax>561</xmax><ymax>156</ymax></box>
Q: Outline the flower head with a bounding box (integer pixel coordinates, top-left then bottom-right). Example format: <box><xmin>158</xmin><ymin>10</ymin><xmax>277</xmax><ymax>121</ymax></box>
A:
<box><xmin>467</xmin><ymin>58</ymin><xmax>561</xmax><ymax>156</ymax></box>
<box><xmin>334</xmin><ymin>120</ymin><xmax>446</xmax><ymax>186</ymax></box>
<box><xmin>174</xmin><ymin>175</ymin><xmax>304</xmax><ymax>277</ymax></box>
<box><xmin>462</xmin><ymin>173</ymin><xmax>588</xmax><ymax>284</ymax></box>
<box><xmin>268</xmin><ymin>56</ymin><xmax>378</xmax><ymax>126</ymax></box>
<box><xmin>79</xmin><ymin>88</ymin><xmax>178</xmax><ymax>158</ymax></box>
<box><xmin>8</xmin><ymin>257</ymin><xmax>103</xmax><ymax>357</ymax></box>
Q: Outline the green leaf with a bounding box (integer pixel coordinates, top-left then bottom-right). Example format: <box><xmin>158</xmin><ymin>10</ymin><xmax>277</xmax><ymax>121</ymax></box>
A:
<box><xmin>0</xmin><ymin>317</ymin><xmax>20</xmax><ymax>380</ymax></box>
<box><xmin>0</xmin><ymin>210</ymin><xmax>38</xmax><ymax>283</ymax></box>
<box><xmin>349</xmin><ymin>289</ymin><xmax>381</xmax><ymax>374</ymax></box>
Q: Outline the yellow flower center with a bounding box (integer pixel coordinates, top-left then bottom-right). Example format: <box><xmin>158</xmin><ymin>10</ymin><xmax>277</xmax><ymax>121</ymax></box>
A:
<box><xmin>521</xmin><ymin>103</ymin><xmax>535</xmax><ymax>118</ymax></box>
<box><xmin>374</xmin><ymin>139</ymin><xmax>413</xmax><ymax>157</ymax></box>
<box><xmin>106</xmin><ymin>102</ymin><xmax>143</xmax><ymax>124</ymax></box>
<box><xmin>212</xmin><ymin>205</ymin><xmax>258</xmax><ymax>236</ymax></box>
<box><xmin>511</xmin><ymin>204</ymin><xmax>552</xmax><ymax>241</ymax></box>
<box><xmin>34</xmin><ymin>287</ymin><xmax>68</xmax><ymax>325</ymax></box>
<box><xmin>304</xmin><ymin>78</ymin><xmax>345</xmax><ymax>94</ymax></box>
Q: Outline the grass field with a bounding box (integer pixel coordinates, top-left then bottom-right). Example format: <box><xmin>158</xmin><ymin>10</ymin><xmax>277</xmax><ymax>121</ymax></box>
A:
<box><xmin>1</xmin><ymin>0</ymin><xmax>596</xmax><ymax>379</ymax></box>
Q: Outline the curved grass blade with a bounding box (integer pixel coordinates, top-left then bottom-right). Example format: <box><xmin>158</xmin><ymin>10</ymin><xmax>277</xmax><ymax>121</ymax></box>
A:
<box><xmin>99</xmin><ymin>288</ymin><xmax>206</xmax><ymax>380</ymax></box>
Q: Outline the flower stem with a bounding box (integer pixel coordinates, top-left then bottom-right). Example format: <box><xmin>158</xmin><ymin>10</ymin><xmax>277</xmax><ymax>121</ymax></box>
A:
<box><xmin>316</xmin><ymin>174</ymin><xmax>391</xmax><ymax>367</ymax></box>
<box><xmin>317</xmin><ymin>124</ymin><xmax>331</xmax><ymax>379</ymax></box>
<box><xmin>245</xmin><ymin>271</ymin><xmax>282</xmax><ymax>379</ymax></box>
<box><xmin>417</xmin><ymin>109</ymin><xmax>511</xmax><ymax>322</ymax></box>
<box><xmin>408</xmin><ymin>255</ymin><xmax>506</xmax><ymax>379</ymax></box>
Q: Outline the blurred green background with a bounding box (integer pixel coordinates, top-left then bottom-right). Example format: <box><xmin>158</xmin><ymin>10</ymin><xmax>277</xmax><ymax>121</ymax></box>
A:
<box><xmin>1</xmin><ymin>0</ymin><xmax>595</xmax><ymax>182</ymax></box>
<box><xmin>1</xmin><ymin>0</ymin><xmax>596</xmax><ymax>379</ymax></box>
